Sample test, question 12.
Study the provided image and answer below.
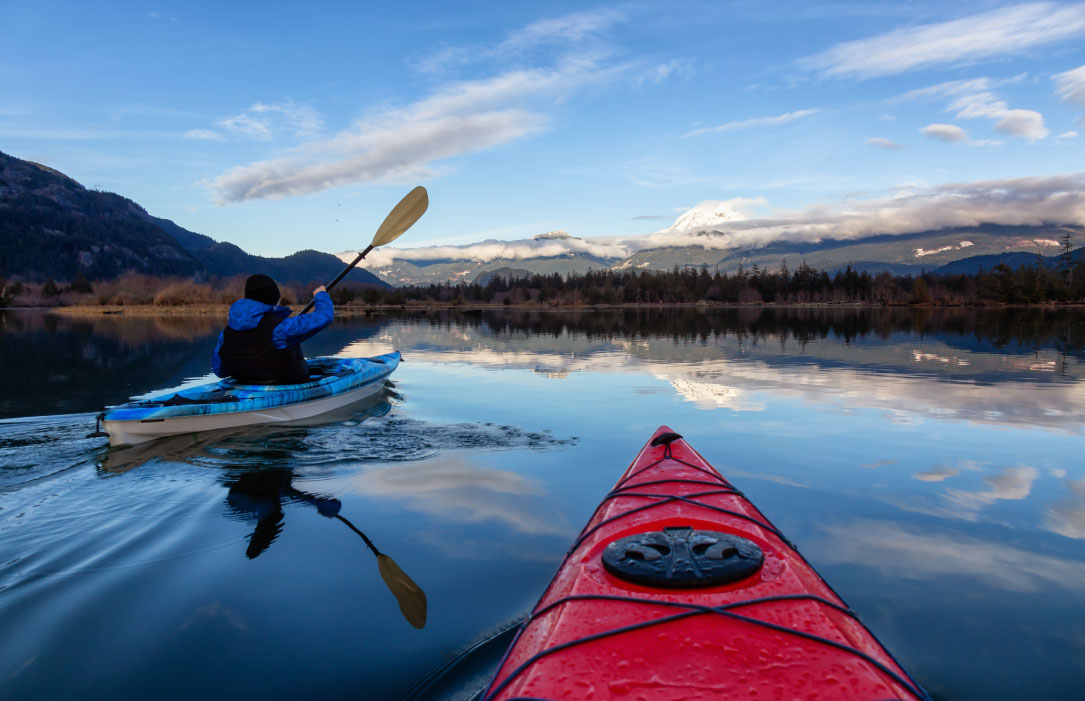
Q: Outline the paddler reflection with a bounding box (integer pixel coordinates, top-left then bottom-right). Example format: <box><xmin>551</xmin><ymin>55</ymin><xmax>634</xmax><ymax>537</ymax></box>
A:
<box><xmin>224</xmin><ymin>468</ymin><xmax>427</xmax><ymax>629</ymax></box>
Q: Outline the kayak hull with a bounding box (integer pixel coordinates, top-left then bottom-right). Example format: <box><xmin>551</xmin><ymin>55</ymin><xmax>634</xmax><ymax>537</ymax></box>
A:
<box><xmin>102</xmin><ymin>352</ymin><xmax>399</xmax><ymax>446</ymax></box>
<box><xmin>482</xmin><ymin>427</ymin><xmax>928</xmax><ymax>700</ymax></box>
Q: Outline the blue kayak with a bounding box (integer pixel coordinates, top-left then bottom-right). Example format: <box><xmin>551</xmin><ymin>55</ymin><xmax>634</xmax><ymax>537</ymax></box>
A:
<box><xmin>100</xmin><ymin>352</ymin><xmax>400</xmax><ymax>446</ymax></box>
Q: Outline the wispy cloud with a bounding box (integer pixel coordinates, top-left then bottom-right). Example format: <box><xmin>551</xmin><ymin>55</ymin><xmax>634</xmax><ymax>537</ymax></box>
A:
<box><xmin>685</xmin><ymin>108</ymin><xmax>818</xmax><ymax>137</ymax></box>
<box><xmin>802</xmin><ymin>3</ymin><xmax>1085</xmax><ymax>79</ymax></box>
<box><xmin>1054</xmin><ymin>64</ymin><xmax>1085</xmax><ymax>105</ymax></box>
<box><xmin>208</xmin><ymin>7</ymin><xmax>651</xmax><ymax>204</ymax></box>
<box><xmin>1055</xmin><ymin>64</ymin><xmax>1085</xmax><ymax>126</ymax></box>
<box><xmin>210</xmin><ymin>57</ymin><xmax>626</xmax><ymax>203</ymax></box>
<box><xmin>501</xmin><ymin>9</ymin><xmax>624</xmax><ymax>52</ymax></box>
<box><xmin>411</xmin><ymin>8</ymin><xmax>625</xmax><ymax>73</ymax></box>
<box><xmin>866</xmin><ymin>137</ymin><xmax>902</xmax><ymax>150</ymax></box>
<box><xmin>216</xmin><ymin>99</ymin><xmax>323</xmax><ymax>142</ymax></box>
<box><xmin>183</xmin><ymin>129</ymin><xmax>225</xmax><ymax>141</ymax></box>
<box><xmin>921</xmin><ymin>123</ymin><xmax>969</xmax><ymax>142</ymax></box>
<box><xmin>635</xmin><ymin>59</ymin><xmax>693</xmax><ymax>86</ymax></box>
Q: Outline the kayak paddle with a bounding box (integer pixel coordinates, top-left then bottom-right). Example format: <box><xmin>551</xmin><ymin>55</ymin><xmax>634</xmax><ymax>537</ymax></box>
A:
<box><xmin>299</xmin><ymin>185</ymin><xmax>428</xmax><ymax>314</ymax></box>
<box><xmin>336</xmin><ymin>514</ymin><xmax>427</xmax><ymax>629</ymax></box>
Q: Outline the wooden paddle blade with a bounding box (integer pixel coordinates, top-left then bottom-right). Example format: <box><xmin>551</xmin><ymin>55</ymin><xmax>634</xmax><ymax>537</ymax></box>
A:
<box><xmin>371</xmin><ymin>186</ymin><xmax>428</xmax><ymax>247</ymax></box>
<box><xmin>377</xmin><ymin>554</ymin><xmax>427</xmax><ymax>629</ymax></box>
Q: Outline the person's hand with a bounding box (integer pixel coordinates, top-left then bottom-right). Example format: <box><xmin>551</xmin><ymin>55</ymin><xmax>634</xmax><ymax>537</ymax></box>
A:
<box><xmin>314</xmin><ymin>285</ymin><xmax>327</xmax><ymax>296</ymax></box>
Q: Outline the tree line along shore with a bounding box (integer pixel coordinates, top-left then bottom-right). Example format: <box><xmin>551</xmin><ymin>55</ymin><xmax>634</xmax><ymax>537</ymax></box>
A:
<box><xmin>4</xmin><ymin>258</ymin><xmax>1085</xmax><ymax>313</ymax></box>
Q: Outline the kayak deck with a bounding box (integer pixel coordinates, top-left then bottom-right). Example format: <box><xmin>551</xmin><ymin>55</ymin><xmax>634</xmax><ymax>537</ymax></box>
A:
<box><xmin>482</xmin><ymin>427</ymin><xmax>928</xmax><ymax>700</ymax></box>
<box><xmin>101</xmin><ymin>352</ymin><xmax>400</xmax><ymax>446</ymax></box>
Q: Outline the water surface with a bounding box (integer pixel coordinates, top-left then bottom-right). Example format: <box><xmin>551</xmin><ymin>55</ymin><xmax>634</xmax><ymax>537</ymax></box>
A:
<box><xmin>1</xmin><ymin>307</ymin><xmax>1083</xmax><ymax>699</ymax></box>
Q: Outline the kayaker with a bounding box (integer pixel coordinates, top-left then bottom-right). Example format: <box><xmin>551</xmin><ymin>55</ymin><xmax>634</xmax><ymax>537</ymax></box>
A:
<box><xmin>212</xmin><ymin>273</ymin><xmax>333</xmax><ymax>384</ymax></box>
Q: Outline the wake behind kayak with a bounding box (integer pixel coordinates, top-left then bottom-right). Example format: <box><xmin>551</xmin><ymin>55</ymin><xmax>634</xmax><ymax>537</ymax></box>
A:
<box><xmin>481</xmin><ymin>427</ymin><xmax>930</xmax><ymax>700</ymax></box>
<box><xmin>95</xmin><ymin>352</ymin><xmax>400</xmax><ymax>447</ymax></box>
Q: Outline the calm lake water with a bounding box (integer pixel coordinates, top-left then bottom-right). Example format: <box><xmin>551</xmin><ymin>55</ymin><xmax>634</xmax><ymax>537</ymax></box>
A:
<box><xmin>1</xmin><ymin>307</ymin><xmax>1084</xmax><ymax>700</ymax></box>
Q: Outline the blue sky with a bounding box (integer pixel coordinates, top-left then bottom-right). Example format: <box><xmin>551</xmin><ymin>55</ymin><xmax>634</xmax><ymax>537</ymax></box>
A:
<box><xmin>2</xmin><ymin>1</ymin><xmax>1084</xmax><ymax>257</ymax></box>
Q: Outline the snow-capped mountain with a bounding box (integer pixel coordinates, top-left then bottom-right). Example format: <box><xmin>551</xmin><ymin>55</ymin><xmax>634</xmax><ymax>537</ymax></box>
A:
<box><xmin>344</xmin><ymin>222</ymin><xmax>1083</xmax><ymax>286</ymax></box>
<box><xmin>534</xmin><ymin>230</ymin><xmax>572</xmax><ymax>240</ymax></box>
<box><xmin>659</xmin><ymin>201</ymin><xmax>746</xmax><ymax>234</ymax></box>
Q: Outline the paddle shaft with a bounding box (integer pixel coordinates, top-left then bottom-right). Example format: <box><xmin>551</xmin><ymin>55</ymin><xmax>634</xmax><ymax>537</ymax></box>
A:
<box><xmin>336</xmin><ymin>514</ymin><xmax>381</xmax><ymax>556</ymax></box>
<box><xmin>299</xmin><ymin>244</ymin><xmax>374</xmax><ymax>314</ymax></box>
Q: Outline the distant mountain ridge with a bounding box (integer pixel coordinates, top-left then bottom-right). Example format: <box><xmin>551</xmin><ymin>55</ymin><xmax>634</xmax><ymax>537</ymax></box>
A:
<box><xmin>0</xmin><ymin>150</ymin><xmax>387</xmax><ymax>287</ymax></box>
<box><xmin>354</xmin><ymin>221</ymin><xmax>1084</xmax><ymax>287</ymax></box>
<box><xmin>930</xmin><ymin>246</ymin><xmax>1084</xmax><ymax>275</ymax></box>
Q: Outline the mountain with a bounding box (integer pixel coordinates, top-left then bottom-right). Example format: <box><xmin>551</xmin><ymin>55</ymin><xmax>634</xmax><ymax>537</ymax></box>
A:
<box><xmin>931</xmin><ymin>246</ymin><xmax>1085</xmax><ymax>275</ymax></box>
<box><xmin>358</xmin><ymin>196</ymin><xmax>1084</xmax><ymax>286</ymax></box>
<box><xmin>618</xmin><ymin>224</ymin><xmax>1084</xmax><ymax>277</ymax></box>
<box><xmin>0</xmin><ymin>150</ymin><xmax>387</xmax><ymax>287</ymax></box>
<box><xmin>473</xmin><ymin>267</ymin><xmax>535</xmax><ymax>284</ymax></box>
<box><xmin>0</xmin><ymin>152</ymin><xmax>202</xmax><ymax>281</ymax></box>
<box><xmin>345</xmin><ymin>230</ymin><xmax>622</xmax><ymax>286</ymax></box>
<box><xmin>657</xmin><ymin>201</ymin><xmax>745</xmax><ymax>234</ymax></box>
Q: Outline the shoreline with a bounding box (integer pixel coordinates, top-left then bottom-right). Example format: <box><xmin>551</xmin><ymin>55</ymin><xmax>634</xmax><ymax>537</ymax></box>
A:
<box><xmin>22</xmin><ymin>300</ymin><xmax>1085</xmax><ymax>317</ymax></box>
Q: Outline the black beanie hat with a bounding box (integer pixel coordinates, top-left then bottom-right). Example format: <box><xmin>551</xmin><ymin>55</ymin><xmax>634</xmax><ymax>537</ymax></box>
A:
<box><xmin>244</xmin><ymin>274</ymin><xmax>280</xmax><ymax>305</ymax></box>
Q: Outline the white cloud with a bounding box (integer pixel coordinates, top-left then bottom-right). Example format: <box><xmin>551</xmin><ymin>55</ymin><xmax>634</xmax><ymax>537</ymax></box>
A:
<box><xmin>802</xmin><ymin>3</ymin><xmax>1085</xmax><ymax>79</ymax></box>
<box><xmin>500</xmin><ymin>9</ymin><xmax>624</xmax><ymax>52</ymax></box>
<box><xmin>893</xmin><ymin>77</ymin><xmax>996</xmax><ymax>102</ymax></box>
<box><xmin>898</xmin><ymin>77</ymin><xmax>1048</xmax><ymax>141</ymax></box>
<box><xmin>866</xmin><ymin>137</ymin><xmax>902</xmax><ymax>150</ymax></box>
<box><xmin>633</xmin><ymin>172</ymin><xmax>1085</xmax><ymax>250</ymax></box>
<box><xmin>411</xmin><ymin>8</ymin><xmax>625</xmax><ymax>73</ymax></box>
<box><xmin>183</xmin><ymin>129</ymin><xmax>224</xmax><ymax>141</ymax></box>
<box><xmin>360</xmin><ymin>233</ymin><xmax>631</xmax><ymax>268</ymax></box>
<box><xmin>635</xmin><ymin>59</ymin><xmax>692</xmax><ymax>86</ymax></box>
<box><xmin>685</xmin><ymin>109</ymin><xmax>819</xmax><ymax>137</ymax></box>
<box><xmin>951</xmin><ymin>92</ymin><xmax>1049</xmax><ymax>141</ymax></box>
<box><xmin>218</xmin><ymin>113</ymin><xmax>273</xmax><ymax>141</ymax></box>
<box><xmin>216</xmin><ymin>98</ymin><xmax>323</xmax><ymax>142</ymax></box>
<box><xmin>1057</xmin><ymin>130</ymin><xmax>1079</xmax><ymax>139</ymax></box>
<box><xmin>362</xmin><ymin>172</ymin><xmax>1085</xmax><ymax>259</ymax></box>
<box><xmin>210</xmin><ymin>58</ymin><xmax>625</xmax><ymax>203</ymax></box>
<box><xmin>922</xmin><ymin>123</ymin><xmax>969</xmax><ymax>142</ymax></box>
<box><xmin>1054</xmin><ymin>64</ymin><xmax>1085</xmax><ymax>105</ymax></box>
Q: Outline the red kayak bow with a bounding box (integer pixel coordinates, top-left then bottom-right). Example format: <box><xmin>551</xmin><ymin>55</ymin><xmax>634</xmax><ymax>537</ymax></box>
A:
<box><xmin>482</xmin><ymin>427</ymin><xmax>929</xmax><ymax>700</ymax></box>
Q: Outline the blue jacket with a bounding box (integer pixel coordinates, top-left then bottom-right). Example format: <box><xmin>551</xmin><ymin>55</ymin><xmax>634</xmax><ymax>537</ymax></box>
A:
<box><xmin>212</xmin><ymin>292</ymin><xmax>333</xmax><ymax>377</ymax></box>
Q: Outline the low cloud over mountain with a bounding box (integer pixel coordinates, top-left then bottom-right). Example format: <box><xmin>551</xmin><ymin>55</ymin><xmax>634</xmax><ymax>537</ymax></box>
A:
<box><xmin>354</xmin><ymin>173</ymin><xmax>1085</xmax><ymax>268</ymax></box>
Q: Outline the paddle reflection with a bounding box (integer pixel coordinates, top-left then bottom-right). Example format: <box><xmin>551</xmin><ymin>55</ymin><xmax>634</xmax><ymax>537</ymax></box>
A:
<box><xmin>223</xmin><ymin>468</ymin><xmax>427</xmax><ymax>628</ymax></box>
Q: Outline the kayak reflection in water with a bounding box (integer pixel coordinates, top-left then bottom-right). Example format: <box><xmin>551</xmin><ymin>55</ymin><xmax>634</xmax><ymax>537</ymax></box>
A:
<box><xmin>224</xmin><ymin>469</ymin><xmax>341</xmax><ymax>559</ymax></box>
<box><xmin>223</xmin><ymin>468</ymin><xmax>427</xmax><ymax>628</ymax></box>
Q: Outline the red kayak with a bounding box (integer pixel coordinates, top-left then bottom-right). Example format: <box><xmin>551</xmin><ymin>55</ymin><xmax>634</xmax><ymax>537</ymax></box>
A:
<box><xmin>482</xmin><ymin>427</ymin><xmax>928</xmax><ymax>700</ymax></box>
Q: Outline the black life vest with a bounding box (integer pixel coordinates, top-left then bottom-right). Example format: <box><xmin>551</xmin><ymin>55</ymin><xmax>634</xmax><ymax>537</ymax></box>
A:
<box><xmin>218</xmin><ymin>312</ymin><xmax>309</xmax><ymax>384</ymax></box>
